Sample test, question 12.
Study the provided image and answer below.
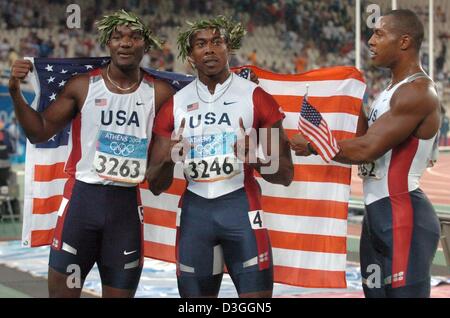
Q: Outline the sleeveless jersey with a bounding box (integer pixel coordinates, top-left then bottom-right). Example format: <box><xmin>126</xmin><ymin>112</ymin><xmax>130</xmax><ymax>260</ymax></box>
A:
<box><xmin>358</xmin><ymin>73</ymin><xmax>437</xmax><ymax>205</ymax></box>
<box><xmin>153</xmin><ymin>73</ymin><xmax>284</xmax><ymax>199</ymax></box>
<box><xmin>65</xmin><ymin>68</ymin><xmax>155</xmax><ymax>186</ymax></box>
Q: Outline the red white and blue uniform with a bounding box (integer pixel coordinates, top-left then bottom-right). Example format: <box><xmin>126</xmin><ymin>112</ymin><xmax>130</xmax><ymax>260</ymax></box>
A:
<box><xmin>358</xmin><ymin>73</ymin><xmax>440</xmax><ymax>297</ymax></box>
<box><xmin>153</xmin><ymin>73</ymin><xmax>284</xmax><ymax>296</ymax></box>
<box><xmin>49</xmin><ymin>68</ymin><xmax>155</xmax><ymax>290</ymax></box>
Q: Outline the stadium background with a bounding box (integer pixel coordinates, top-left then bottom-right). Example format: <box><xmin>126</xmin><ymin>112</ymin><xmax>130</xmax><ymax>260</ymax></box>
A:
<box><xmin>0</xmin><ymin>0</ymin><xmax>449</xmax><ymax>298</ymax></box>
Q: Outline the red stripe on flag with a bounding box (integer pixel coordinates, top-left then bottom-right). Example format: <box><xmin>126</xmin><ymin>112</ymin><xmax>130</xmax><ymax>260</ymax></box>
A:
<box><xmin>143</xmin><ymin>179</ymin><xmax>187</xmax><ymax>196</ymax></box>
<box><xmin>32</xmin><ymin>195</ymin><xmax>63</xmax><ymax>214</ymax></box>
<box><xmin>144</xmin><ymin>241</ymin><xmax>176</xmax><ymax>263</ymax></box>
<box><xmin>300</xmin><ymin>119</ymin><xmax>335</xmax><ymax>161</ymax></box>
<box><xmin>261</xmin><ymin>196</ymin><xmax>348</xmax><ymax>219</ymax></box>
<box><xmin>249</xmin><ymin>65</ymin><xmax>365</xmax><ymax>82</ymax></box>
<box><xmin>269</xmin><ymin>230</ymin><xmax>347</xmax><ymax>254</ymax></box>
<box><xmin>30</xmin><ymin>229</ymin><xmax>54</xmax><ymax>247</ymax></box>
<box><xmin>274</xmin><ymin>265</ymin><xmax>346</xmax><ymax>288</ymax></box>
<box><xmin>143</xmin><ymin>207</ymin><xmax>177</xmax><ymax>228</ymax></box>
<box><xmin>293</xmin><ymin>165</ymin><xmax>351</xmax><ymax>184</ymax></box>
<box><xmin>34</xmin><ymin>163</ymin><xmax>68</xmax><ymax>182</ymax></box>
<box><xmin>274</xmin><ymin>95</ymin><xmax>362</xmax><ymax>115</ymax></box>
<box><xmin>285</xmin><ymin>129</ymin><xmax>355</xmax><ymax>141</ymax></box>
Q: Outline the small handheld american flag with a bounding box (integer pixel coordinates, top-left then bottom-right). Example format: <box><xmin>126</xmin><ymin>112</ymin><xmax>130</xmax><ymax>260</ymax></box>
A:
<box><xmin>298</xmin><ymin>93</ymin><xmax>340</xmax><ymax>163</ymax></box>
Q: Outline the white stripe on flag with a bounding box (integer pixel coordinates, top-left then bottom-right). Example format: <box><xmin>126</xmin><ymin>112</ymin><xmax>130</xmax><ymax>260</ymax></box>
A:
<box><xmin>141</xmin><ymin>191</ymin><xmax>180</xmax><ymax>212</ymax></box>
<box><xmin>300</xmin><ymin>118</ymin><xmax>337</xmax><ymax>162</ymax></box>
<box><xmin>292</xmin><ymin>155</ymin><xmax>351</xmax><ymax>168</ymax></box>
<box><xmin>258</xmin><ymin>179</ymin><xmax>350</xmax><ymax>202</ymax></box>
<box><xmin>272</xmin><ymin>247</ymin><xmax>347</xmax><ymax>271</ymax></box>
<box><xmin>30</xmin><ymin>212</ymin><xmax>58</xmax><ymax>231</ymax></box>
<box><xmin>264</xmin><ymin>212</ymin><xmax>347</xmax><ymax>237</ymax></box>
<box><xmin>259</xmin><ymin>78</ymin><xmax>366</xmax><ymax>99</ymax></box>
<box><xmin>32</xmin><ymin>179</ymin><xmax>67</xmax><ymax>198</ymax></box>
<box><xmin>27</xmin><ymin>146</ymin><xmax>70</xmax><ymax>165</ymax></box>
<box><xmin>284</xmin><ymin>112</ymin><xmax>358</xmax><ymax>132</ymax></box>
<box><xmin>144</xmin><ymin>224</ymin><xmax>176</xmax><ymax>246</ymax></box>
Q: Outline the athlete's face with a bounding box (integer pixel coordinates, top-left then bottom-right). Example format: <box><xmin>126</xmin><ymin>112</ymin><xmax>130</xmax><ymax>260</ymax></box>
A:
<box><xmin>368</xmin><ymin>16</ymin><xmax>401</xmax><ymax>68</ymax></box>
<box><xmin>108</xmin><ymin>25</ymin><xmax>146</xmax><ymax>70</ymax></box>
<box><xmin>188</xmin><ymin>28</ymin><xmax>230</xmax><ymax>77</ymax></box>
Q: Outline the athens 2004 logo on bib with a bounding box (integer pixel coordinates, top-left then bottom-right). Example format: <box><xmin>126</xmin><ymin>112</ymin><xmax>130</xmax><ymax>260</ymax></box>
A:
<box><xmin>184</xmin><ymin>132</ymin><xmax>241</xmax><ymax>183</ymax></box>
<box><xmin>93</xmin><ymin>130</ymin><xmax>148</xmax><ymax>184</ymax></box>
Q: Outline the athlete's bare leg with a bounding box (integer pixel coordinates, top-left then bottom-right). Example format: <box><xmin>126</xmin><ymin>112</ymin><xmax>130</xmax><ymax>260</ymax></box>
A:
<box><xmin>239</xmin><ymin>290</ymin><xmax>272</xmax><ymax>298</ymax></box>
<box><xmin>102</xmin><ymin>285</ymin><xmax>137</xmax><ymax>298</ymax></box>
<box><xmin>48</xmin><ymin>267</ymin><xmax>83</xmax><ymax>298</ymax></box>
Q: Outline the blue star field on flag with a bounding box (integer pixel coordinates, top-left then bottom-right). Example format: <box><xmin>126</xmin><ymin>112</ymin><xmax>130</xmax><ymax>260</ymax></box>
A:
<box><xmin>300</xmin><ymin>96</ymin><xmax>323</xmax><ymax>126</ymax></box>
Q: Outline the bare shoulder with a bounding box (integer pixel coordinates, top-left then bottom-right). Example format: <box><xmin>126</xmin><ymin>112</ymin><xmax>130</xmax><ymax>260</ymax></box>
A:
<box><xmin>61</xmin><ymin>73</ymin><xmax>89</xmax><ymax>99</ymax></box>
<box><xmin>391</xmin><ymin>77</ymin><xmax>439</xmax><ymax>115</ymax></box>
<box><xmin>154</xmin><ymin>79</ymin><xmax>175</xmax><ymax>113</ymax></box>
<box><xmin>153</xmin><ymin>78</ymin><xmax>174</xmax><ymax>92</ymax></box>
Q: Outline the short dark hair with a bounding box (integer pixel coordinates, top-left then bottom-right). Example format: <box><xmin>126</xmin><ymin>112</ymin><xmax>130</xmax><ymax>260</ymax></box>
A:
<box><xmin>384</xmin><ymin>9</ymin><xmax>424</xmax><ymax>50</ymax></box>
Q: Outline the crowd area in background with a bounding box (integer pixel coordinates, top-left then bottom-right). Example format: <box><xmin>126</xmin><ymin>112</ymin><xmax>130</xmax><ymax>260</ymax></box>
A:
<box><xmin>0</xmin><ymin>0</ymin><xmax>449</xmax><ymax>142</ymax></box>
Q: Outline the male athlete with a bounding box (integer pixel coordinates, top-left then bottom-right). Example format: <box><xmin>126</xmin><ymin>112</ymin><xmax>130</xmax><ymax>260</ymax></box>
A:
<box><xmin>146</xmin><ymin>16</ymin><xmax>293</xmax><ymax>298</ymax></box>
<box><xmin>9</xmin><ymin>10</ymin><xmax>175</xmax><ymax>297</ymax></box>
<box><xmin>290</xmin><ymin>10</ymin><xmax>441</xmax><ymax>298</ymax></box>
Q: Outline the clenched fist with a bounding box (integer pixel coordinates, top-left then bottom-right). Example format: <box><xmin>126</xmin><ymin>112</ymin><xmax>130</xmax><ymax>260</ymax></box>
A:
<box><xmin>9</xmin><ymin>59</ymin><xmax>33</xmax><ymax>91</ymax></box>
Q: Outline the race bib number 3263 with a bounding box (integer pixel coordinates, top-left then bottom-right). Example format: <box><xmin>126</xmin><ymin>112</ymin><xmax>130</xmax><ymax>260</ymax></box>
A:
<box><xmin>93</xmin><ymin>131</ymin><xmax>148</xmax><ymax>184</ymax></box>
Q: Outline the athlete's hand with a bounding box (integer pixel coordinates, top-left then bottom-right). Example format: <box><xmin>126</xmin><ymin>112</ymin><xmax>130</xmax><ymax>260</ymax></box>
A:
<box><xmin>168</xmin><ymin>118</ymin><xmax>189</xmax><ymax>163</ymax></box>
<box><xmin>249</xmin><ymin>69</ymin><xmax>259</xmax><ymax>85</ymax></box>
<box><xmin>9</xmin><ymin>59</ymin><xmax>33</xmax><ymax>91</ymax></box>
<box><xmin>234</xmin><ymin>117</ymin><xmax>257</xmax><ymax>165</ymax></box>
<box><xmin>290</xmin><ymin>133</ymin><xmax>312</xmax><ymax>156</ymax></box>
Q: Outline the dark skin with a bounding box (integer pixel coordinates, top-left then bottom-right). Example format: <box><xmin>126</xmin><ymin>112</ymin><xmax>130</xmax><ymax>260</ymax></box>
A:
<box><xmin>147</xmin><ymin>28</ymin><xmax>293</xmax><ymax>195</ymax></box>
<box><xmin>290</xmin><ymin>15</ymin><xmax>440</xmax><ymax>164</ymax></box>
<box><xmin>146</xmin><ymin>29</ymin><xmax>293</xmax><ymax>298</ymax></box>
<box><xmin>9</xmin><ymin>24</ymin><xmax>175</xmax><ymax>298</ymax></box>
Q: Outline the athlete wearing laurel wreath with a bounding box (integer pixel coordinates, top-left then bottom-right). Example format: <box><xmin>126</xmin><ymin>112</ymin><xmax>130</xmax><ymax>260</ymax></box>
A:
<box><xmin>9</xmin><ymin>10</ymin><xmax>175</xmax><ymax>297</ymax></box>
<box><xmin>146</xmin><ymin>16</ymin><xmax>293</xmax><ymax>298</ymax></box>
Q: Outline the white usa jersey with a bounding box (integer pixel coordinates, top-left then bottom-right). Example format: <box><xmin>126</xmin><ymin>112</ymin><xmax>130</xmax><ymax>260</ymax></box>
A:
<box><xmin>65</xmin><ymin>68</ymin><xmax>155</xmax><ymax>186</ymax></box>
<box><xmin>359</xmin><ymin>73</ymin><xmax>437</xmax><ymax>205</ymax></box>
<box><xmin>153</xmin><ymin>73</ymin><xmax>284</xmax><ymax>199</ymax></box>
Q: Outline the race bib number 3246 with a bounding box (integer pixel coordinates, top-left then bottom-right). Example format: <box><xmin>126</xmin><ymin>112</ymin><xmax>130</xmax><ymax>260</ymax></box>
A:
<box><xmin>184</xmin><ymin>132</ymin><xmax>241</xmax><ymax>183</ymax></box>
<box><xmin>93</xmin><ymin>131</ymin><xmax>148</xmax><ymax>184</ymax></box>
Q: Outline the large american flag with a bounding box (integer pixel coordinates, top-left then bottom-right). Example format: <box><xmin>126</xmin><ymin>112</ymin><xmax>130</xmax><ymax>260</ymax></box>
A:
<box><xmin>22</xmin><ymin>59</ymin><xmax>366</xmax><ymax>288</ymax></box>
<box><xmin>298</xmin><ymin>95</ymin><xmax>340</xmax><ymax>163</ymax></box>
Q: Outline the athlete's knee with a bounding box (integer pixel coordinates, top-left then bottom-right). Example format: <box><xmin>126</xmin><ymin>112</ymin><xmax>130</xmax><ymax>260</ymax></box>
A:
<box><xmin>98</xmin><ymin>264</ymin><xmax>143</xmax><ymax>291</ymax></box>
<box><xmin>102</xmin><ymin>284</ymin><xmax>137</xmax><ymax>298</ymax></box>
<box><xmin>239</xmin><ymin>290</ymin><xmax>272</xmax><ymax>298</ymax></box>
<box><xmin>48</xmin><ymin>266</ymin><xmax>83</xmax><ymax>298</ymax></box>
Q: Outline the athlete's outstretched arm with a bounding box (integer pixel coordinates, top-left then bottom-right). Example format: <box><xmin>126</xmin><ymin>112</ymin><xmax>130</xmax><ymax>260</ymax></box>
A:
<box><xmin>8</xmin><ymin>59</ymin><xmax>86</xmax><ymax>144</ymax></box>
<box><xmin>334</xmin><ymin>80</ymin><xmax>440</xmax><ymax>164</ymax></box>
<box><xmin>290</xmin><ymin>81</ymin><xmax>439</xmax><ymax>164</ymax></box>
